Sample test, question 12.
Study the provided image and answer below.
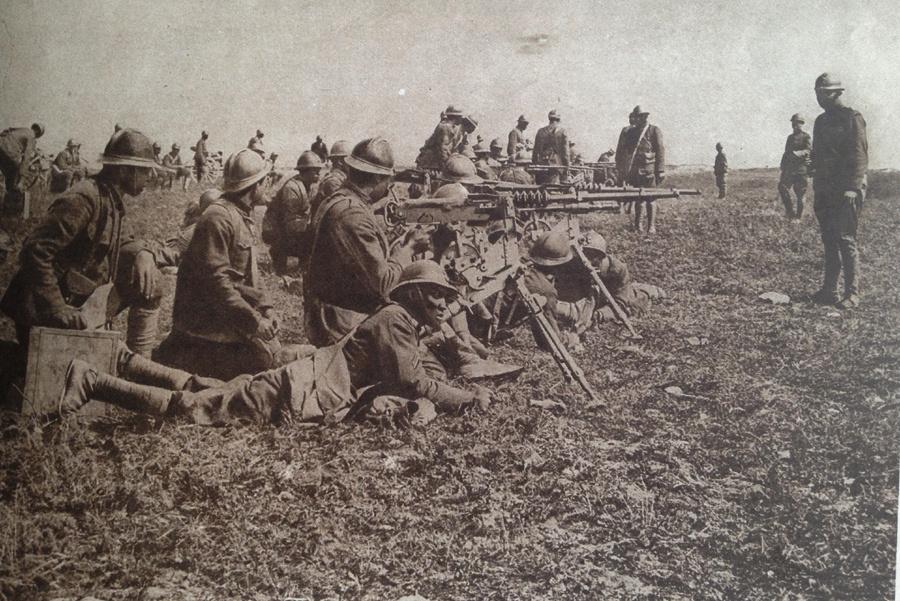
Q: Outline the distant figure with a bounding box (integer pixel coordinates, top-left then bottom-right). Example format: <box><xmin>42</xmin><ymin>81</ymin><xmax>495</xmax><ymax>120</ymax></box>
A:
<box><xmin>714</xmin><ymin>143</ymin><xmax>728</xmax><ymax>199</ymax></box>
<box><xmin>531</xmin><ymin>109</ymin><xmax>569</xmax><ymax>184</ymax></box>
<box><xmin>778</xmin><ymin>114</ymin><xmax>811</xmax><ymax>219</ymax></box>
<box><xmin>248</xmin><ymin>129</ymin><xmax>265</xmax><ymax>157</ymax></box>
<box><xmin>507</xmin><ymin>114</ymin><xmax>529</xmax><ymax>157</ymax></box>
<box><xmin>473</xmin><ymin>143</ymin><xmax>497</xmax><ymax>180</ymax></box>
<box><xmin>311</xmin><ymin>140</ymin><xmax>351</xmax><ymax>216</ymax></box>
<box><xmin>194</xmin><ymin>130</ymin><xmax>209</xmax><ymax>183</ymax></box>
<box><xmin>163</xmin><ymin>143</ymin><xmax>191</xmax><ymax>191</ymax></box>
<box><xmin>598</xmin><ymin>149</ymin><xmax>615</xmax><ymax>163</ymax></box>
<box><xmin>808</xmin><ymin>73</ymin><xmax>868</xmax><ymax>310</ymax></box>
<box><xmin>311</xmin><ymin>135</ymin><xmax>328</xmax><ymax>163</ymax></box>
<box><xmin>50</xmin><ymin>138</ymin><xmax>85</xmax><ymax>193</ymax></box>
<box><xmin>0</xmin><ymin>123</ymin><xmax>44</xmax><ymax>205</ymax></box>
<box><xmin>453</xmin><ymin>115</ymin><xmax>478</xmax><ymax>156</ymax></box>
<box><xmin>595</xmin><ymin>148</ymin><xmax>616</xmax><ymax>186</ymax></box>
<box><xmin>416</xmin><ymin>105</ymin><xmax>464</xmax><ymax>172</ymax></box>
<box><xmin>499</xmin><ymin>152</ymin><xmax>536</xmax><ymax>185</ymax></box>
<box><xmin>615</xmin><ymin>106</ymin><xmax>665</xmax><ymax>233</ymax></box>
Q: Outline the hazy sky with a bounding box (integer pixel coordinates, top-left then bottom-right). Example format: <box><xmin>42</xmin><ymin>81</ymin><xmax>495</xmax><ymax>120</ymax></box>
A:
<box><xmin>2</xmin><ymin>0</ymin><xmax>898</xmax><ymax>169</ymax></box>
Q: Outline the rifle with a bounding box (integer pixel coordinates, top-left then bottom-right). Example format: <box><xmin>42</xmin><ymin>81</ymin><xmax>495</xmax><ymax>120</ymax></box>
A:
<box><xmin>571</xmin><ymin>243</ymin><xmax>642</xmax><ymax>340</ymax></box>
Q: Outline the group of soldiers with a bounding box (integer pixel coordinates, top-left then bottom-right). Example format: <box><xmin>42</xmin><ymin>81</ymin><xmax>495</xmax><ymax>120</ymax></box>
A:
<box><xmin>0</xmin><ymin>71</ymin><xmax>869</xmax><ymax>426</ymax></box>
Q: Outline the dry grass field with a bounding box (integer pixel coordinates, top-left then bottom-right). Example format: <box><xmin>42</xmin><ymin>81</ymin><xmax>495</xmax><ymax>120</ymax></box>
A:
<box><xmin>0</xmin><ymin>167</ymin><xmax>898</xmax><ymax>600</ymax></box>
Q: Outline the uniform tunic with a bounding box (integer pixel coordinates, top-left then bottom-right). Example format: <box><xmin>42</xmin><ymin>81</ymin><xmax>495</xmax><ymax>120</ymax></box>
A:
<box><xmin>616</xmin><ymin>123</ymin><xmax>665</xmax><ymax>186</ymax></box>
<box><xmin>507</xmin><ymin>128</ymin><xmax>526</xmax><ymax>158</ymax></box>
<box><xmin>262</xmin><ymin>175</ymin><xmax>317</xmax><ymax>272</ymax></box>
<box><xmin>416</xmin><ymin>121</ymin><xmax>461</xmax><ymax>171</ymax></box>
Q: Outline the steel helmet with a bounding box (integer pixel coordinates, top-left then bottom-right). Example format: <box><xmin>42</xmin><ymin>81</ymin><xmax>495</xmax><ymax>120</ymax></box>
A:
<box><xmin>489</xmin><ymin>138</ymin><xmax>504</xmax><ymax>150</ymax></box>
<box><xmin>32</xmin><ymin>123</ymin><xmax>45</xmax><ymax>138</ymax></box>
<box><xmin>151</xmin><ymin>142</ymin><xmax>161</xmax><ymax>151</ymax></box>
<box><xmin>462</xmin><ymin>115</ymin><xmax>478</xmax><ymax>130</ymax></box>
<box><xmin>580</xmin><ymin>230</ymin><xmax>607</xmax><ymax>258</ymax></box>
<box><xmin>433</xmin><ymin>182</ymin><xmax>468</xmax><ymax>202</ymax></box>
<box><xmin>328</xmin><ymin>140</ymin><xmax>351</xmax><ymax>158</ymax></box>
<box><xmin>516</xmin><ymin>151</ymin><xmax>532</xmax><ymax>165</ymax></box>
<box><xmin>199</xmin><ymin>188</ymin><xmax>222</xmax><ymax>211</ymax></box>
<box><xmin>461</xmin><ymin>146</ymin><xmax>477</xmax><ymax>160</ymax></box>
<box><xmin>345</xmin><ymin>137</ymin><xmax>395</xmax><ymax>175</ymax></box>
<box><xmin>530</xmin><ymin>231</ymin><xmax>573</xmax><ymax>266</ymax></box>
<box><xmin>248</xmin><ymin>137</ymin><xmax>265</xmax><ymax>154</ymax></box>
<box><xmin>201</xmin><ymin>130</ymin><xmax>208</xmax><ymax>137</ymax></box>
<box><xmin>256</xmin><ymin>129</ymin><xmax>264</xmax><ymax>137</ymax></box>
<box><xmin>517</xmin><ymin>114</ymin><xmax>529</xmax><ymax>124</ymax></box>
<box><xmin>472</xmin><ymin>143</ymin><xmax>489</xmax><ymax>155</ymax></box>
<box><xmin>488</xmin><ymin>219</ymin><xmax>521</xmax><ymax>244</ymax></box>
<box><xmin>222</xmin><ymin>149</ymin><xmax>271</xmax><ymax>193</ymax></box>
<box><xmin>67</xmin><ymin>139</ymin><xmax>80</xmax><ymax>149</ymax></box>
<box><xmin>389</xmin><ymin>260</ymin><xmax>458</xmax><ymax>301</ymax></box>
<box><xmin>790</xmin><ymin>113</ymin><xmax>805</xmax><ymax>124</ymax></box>
<box><xmin>99</xmin><ymin>129</ymin><xmax>157</xmax><ymax>168</ymax></box>
<box><xmin>296</xmin><ymin>150</ymin><xmax>324</xmax><ymax>170</ymax></box>
<box><xmin>444</xmin><ymin>105</ymin><xmax>463</xmax><ymax>117</ymax></box>
<box><xmin>715</xmin><ymin>142</ymin><xmax>723</xmax><ymax>150</ymax></box>
<box><xmin>815</xmin><ymin>73</ymin><xmax>843</xmax><ymax>91</ymax></box>
<box><xmin>441</xmin><ymin>154</ymin><xmax>482</xmax><ymax>184</ymax></box>
<box><xmin>172</xmin><ymin>143</ymin><xmax>180</xmax><ymax>151</ymax></box>
<box><xmin>548</xmin><ymin>109</ymin><xmax>561</xmax><ymax>121</ymax></box>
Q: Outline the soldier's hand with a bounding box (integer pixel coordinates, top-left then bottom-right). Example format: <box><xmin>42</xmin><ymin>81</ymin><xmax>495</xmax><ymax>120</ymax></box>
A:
<box><xmin>54</xmin><ymin>306</ymin><xmax>88</xmax><ymax>330</ymax></box>
<box><xmin>255</xmin><ymin>317</ymin><xmax>278</xmax><ymax>341</ymax></box>
<box><xmin>402</xmin><ymin>226</ymin><xmax>434</xmax><ymax>255</ymax></box>
<box><xmin>843</xmin><ymin>190</ymin><xmax>858</xmax><ymax>202</ymax></box>
<box><xmin>472</xmin><ymin>385</ymin><xmax>493</xmax><ymax>411</ymax></box>
<box><xmin>133</xmin><ymin>250</ymin><xmax>158</xmax><ymax>299</ymax></box>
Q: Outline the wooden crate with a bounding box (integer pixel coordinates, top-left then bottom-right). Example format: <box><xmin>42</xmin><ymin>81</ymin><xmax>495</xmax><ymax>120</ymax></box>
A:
<box><xmin>23</xmin><ymin>327</ymin><xmax>120</xmax><ymax>417</ymax></box>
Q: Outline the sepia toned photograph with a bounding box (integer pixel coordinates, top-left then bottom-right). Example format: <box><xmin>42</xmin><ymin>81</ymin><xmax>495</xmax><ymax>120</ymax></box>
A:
<box><xmin>0</xmin><ymin>0</ymin><xmax>898</xmax><ymax>599</ymax></box>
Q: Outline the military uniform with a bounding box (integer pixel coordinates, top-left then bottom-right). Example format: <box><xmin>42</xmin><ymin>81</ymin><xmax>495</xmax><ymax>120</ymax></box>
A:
<box><xmin>714</xmin><ymin>149</ymin><xmax>728</xmax><ymax>199</ymax></box>
<box><xmin>0</xmin><ymin>178</ymin><xmax>170</xmax><ymax>349</ymax></box>
<box><xmin>810</xmin><ymin>102</ymin><xmax>868</xmax><ymax>304</ymax></box>
<box><xmin>779</xmin><ymin>131</ymin><xmax>812</xmax><ymax>217</ymax></box>
<box><xmin>616</xmin><ymin>124</ymin><xmax>664</xmax><ymax>187</ymax></box>
<box><xmin>193</xmin><ymin>136</ymin><xmax>208</xmax><ymax>181</ymax></box>
<box><xmin>155</xmin><ymin>197</ymin><xmax>285</xmax><ymax>380</ymax></box>
<box><xmin>311</xmin><ymin>139</ymin><xmax>328</xmax><ymax>163</ymax></box>
<box><xmin>0</xmin><ymin>128</ymin><xmax>38</xmax><ymax>197</ymax></box>
<box><xmin>532</xmin><ymin>122</ymin><xmax>569</xmax><ymax>184</ymax></box>
<box><xmin>262</xmin><ymin>174</ymin><xmax>318</xmax><ymax>274</ymax></box>
<box><xmin>416</xmin><ymin>121</ymin><xmax>460</xmax><ymax>172</ymax></box>
<box><xmin>305</xmin><ymin>182</ymin><xmax>403</xmax><ymax>346</ymax></box>
<box><xmin>475</xmin><ymin>158</ymin><xmax>498</xmax><ymax>181</ymax></box>
<box><xmin>507</xmin><ymin>127</ymin><xmax>526</xmax><ymax>157</ymax></box>
<box><xmin>498</xmin><ymin>164</ymin><xmax>535</xmax><ymax>185</ymax></box>
<box><xmin>50</xmin><ymin>147</ymin><xmax>85</xmax><ymax>193</ymax></box>
<box><xmin>310</xmin><ymin>167</ymin><xmax>347</xmax><ymax>221</ymax></box>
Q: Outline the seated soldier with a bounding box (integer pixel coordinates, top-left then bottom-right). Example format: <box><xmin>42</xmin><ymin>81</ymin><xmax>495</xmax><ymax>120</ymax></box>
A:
<box><xmin>50</xmin><ymin>139</ymin><xmax>86</xmax><ymax>193</ymax></box>
<box><xmin>60</xmin><ymin>261</ymin><xmax>494</xmax><ymax>425</ymax></box>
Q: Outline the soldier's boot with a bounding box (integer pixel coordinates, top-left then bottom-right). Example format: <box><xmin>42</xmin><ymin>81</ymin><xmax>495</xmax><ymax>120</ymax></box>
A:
<box><xmin>795</xmin><ymin>194</ymin><xmax>805</xmax><ymax>219</ymax></box>
<box><xmin>120</xmin><ymin>352</ymin><xmax>193</xmax><ymax>391</ymax></box>
<box><xmin>126</xmin><ymin>306</ymin><xmax>160</xmax><ymax>357</ymax></box>
<box><xmin>456</xmin><ymin>350</ymin><xmax>523</xmax><ymax>381</ymax></box>
<box><xmin>646</xmin><ymin>202</ymin><xmax>657</xmax><ymax>234</ymax></box>
<box><xmin>60</xmin><ymin>359</ymin><xmax>176</xmax><ymax>416</ymax></box>
<box><xmin>633</xmin><ymin>202</ymin><xmax>645</xmax><ymax>232</ymax></box>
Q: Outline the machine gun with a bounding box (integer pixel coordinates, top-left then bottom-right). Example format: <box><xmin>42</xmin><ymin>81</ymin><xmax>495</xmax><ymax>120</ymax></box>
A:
<box><xmin>570</xmin><ymin>243</ymin><xmax>642</xmax><ymax>340</ymax></box>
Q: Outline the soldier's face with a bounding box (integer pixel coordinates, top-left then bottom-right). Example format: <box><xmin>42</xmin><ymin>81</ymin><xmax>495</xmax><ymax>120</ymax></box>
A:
<box><xmin>370</xmin><ymin>176</ymin><xmax>392</xmax><ymax>202</ymax></box>
<box><xmin>300</xmin><ymin>168</ymin><xmax>321</xmax><ymax>185</ymax></box>
<box><xmin>816</xmin><ymin>89</ymin><xmax>839</xmax><ymax>109</ymax></box>
<box><xmin>419</xmin><ymin>286</ymin><xmax>450</xmax><ymax>329</ymax></box>
<box><xmin>125</xmin><ymin>167</ymin><xmax>152</xmax><ymax>196</ymax></box>
<box><xmin>792</xmin><ymin>122</ymin><xmax>803</xmax><ymax>133</ymax></box>
<box><xmin>250</xmin><ymin>180</ymin><xmax>269</xmax><ymax>206</ymax></box>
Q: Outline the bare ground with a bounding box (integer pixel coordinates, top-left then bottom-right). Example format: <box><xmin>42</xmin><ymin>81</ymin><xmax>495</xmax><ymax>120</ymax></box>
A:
<box><xmin>0</xmin><ymin>168</ymin><xmax>897</xmax><ymax>600</ymax></box>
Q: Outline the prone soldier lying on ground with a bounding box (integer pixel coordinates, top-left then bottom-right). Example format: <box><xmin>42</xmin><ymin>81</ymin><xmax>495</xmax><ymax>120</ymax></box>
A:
<box><xmin>60</xmin><ymin>261</ymin><xmax>494</xmax><ymax>426</ymax></box>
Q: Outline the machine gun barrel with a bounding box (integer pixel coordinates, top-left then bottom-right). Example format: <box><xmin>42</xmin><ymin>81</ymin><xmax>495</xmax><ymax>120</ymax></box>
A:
<box><xmin>571</xmin><ymin>244</ymin><xmax>642</xmax><ymax>340</ymax></box>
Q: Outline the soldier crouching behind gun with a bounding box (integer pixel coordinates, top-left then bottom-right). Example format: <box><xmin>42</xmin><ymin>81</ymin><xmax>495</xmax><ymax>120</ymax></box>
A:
<box><xmin>154</xmin><ymin>149</ymin><xmax>303</xmax><ymax>381</ymax></box>
<box><xmin>59</xmin><ymin>261</ymin><xmax>493</xmax><ymax>426</ymax></box>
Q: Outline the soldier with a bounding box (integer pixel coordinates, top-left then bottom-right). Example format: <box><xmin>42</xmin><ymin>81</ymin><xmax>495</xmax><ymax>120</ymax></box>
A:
<box><xmin>415</xmin><ymin>105</ymin><xmax>464</xmax><ymax>172</ymax></box>
<box><xmin>779</xmin><ymin>114</ymin><xmax>812</xmax><ymax>219</ymax></box>
<box><xmin>487</xmin><ymin>138</ymin><xmax>507</xmax><ymax>170</ymax></box>
<box><xmin>162</xmin><ymin>143</ymin><xmax>191</xmax><ymax>191</ymax></box>
<box><xmin>454</xmin><ymin>115</ymin><xmax>478</xmax><ymax>156</ymax></box>
<box><xmin>50</xmin><ymin>139</ymin><xmax>85</xmax><ymax>193</ymax></box>
<box><xmin>714</xmin><ymin>142</ymin><xmax>728</xmax><ymax>199</ymax></box>
<box><xmin>499</xmin><ymin>152</ymin><xmax>536</xmax><ymax>185</ymax></box>
<box><xmin>507</xmin><ymin>115</ymin><xmax>529</xmax><ymax>157</ymax></box>
<box><xmin>0</xmin><ymin>129</ymin><xmax>173</xmax><ymax>359</ymax></box>
<box><xmin>60</xmin><ymin>260</ymin><xmax>494</xmax><ymax>424</ymax></box>
<box><xmin>311</xmin><ymin>135</ymin><xmax>328</xmax><ymax>163</ymax></box>
<box><xmin>248</xmin><ymin>129</ymin><xmax>265</xmax><ymax>156</ymax></box>
<box><xmin>155</xmin><ymin>149</ymin><xmax>300</xmax><ymax>380</ymax></box>
<box><xmin>305</xmin><ymin>138</ymin><xmax>428</xmax><ymax>346</ymax></box>
<box><xmin>310</xmin><ymin>140</ymin><xmax>351</xmax><ymax>217</ymax></box>
<box><xmin>615</xmin><ymin>106</ymin><xmax>665</xmax><ymax>232</ymax></box>
<box><xmin>262</xmin><ymin>150</ymin><xmax>323</xmax><ymax>275</ymax></box>
<box><xmin>531</xmin><ymin>109</ymin><xmax>569</xmax><ymax>184</ymax></box>
<box><xmin>193</xmin><ymin>130</ymin><xmax>209</xmax><ymax>184</ymax></box>
<box><xmin>0</xmin><ymin>123</ymin><xmax>44</xmax><ymax>206</ymax></box>
<box><xmin>808</xmin><ymin>73</ymin><xmax>868</xmax><ymax>310</ymax></box>
<box><xmin>473</xmin><ymin>143</ymin><xmax>497</xmax><ymax>180</ymax></box>
<box><xmin>269</xmin><ymin>152</ymin><xmax>279</xmax><ymax>166</ymax></box>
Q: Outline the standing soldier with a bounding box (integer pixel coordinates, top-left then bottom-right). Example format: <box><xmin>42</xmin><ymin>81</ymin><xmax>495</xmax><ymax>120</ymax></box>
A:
<box><xmin>50</xmin><ymin>139</ymin><xmax>85</xmax><ymax>193</ymax></box>
<box><xmin>507</xmin><ymin>115</ymin><xmax>529</xmax><ymax>157</ymax></box>
<box><xmin>193</xmin><ymin>130</ymin><xmax>209</xmax><ymax>184</ymax></box>
<box><xmin>311</xmin><ymin>135</ymin><xmax>328</xmax><ymax>163</ymax></box>
<box><xmin>532</xmin><ymin>109</ymin><xmax>570</xmax><ymax>184</ymax></box>
<box><xmin>0</xmin><ymin>129</ymin><xmax>171</xmax><ymax>358</ymax></box>
<box><xmin>0</xmin><ymin>123</ymin><xmax>44</xmax><ymax>207</ymax></box>
<box><xmin>615</xmin><ymin>106</ymin><xmax>665</xmax><ymax>233</ymax></box>
<box><xmin>262</xmin><ymin>150</ymin><xmax>323</xmax><ymax>275</ymax></box>
<box><xmin>155</xmin><ymin>149</ymin><xmax>298</xmax><ymax>380</ymax></box>
<box><xmin>779</xmin><ymin>114</ymin><xmax>812</xmax><ymax>219</ymax></box>
<box><xmin>808</xmin><ymin>73</ymin><xmax>868</xmax><ymax>310</ymax></box>
<box><xmin>305</xmin><ymin>138</ymin><xmax>428</xmax><ymax>346</ymax></box>
<box><xmin>416</xmin><ymin>105</ymin><xmax>464</xmax><ymax>173</ymax></box>
<box><xmin>714</xmin><ymin>142</ymin><xmax>728</xmax><ymax>199</ymax></box>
